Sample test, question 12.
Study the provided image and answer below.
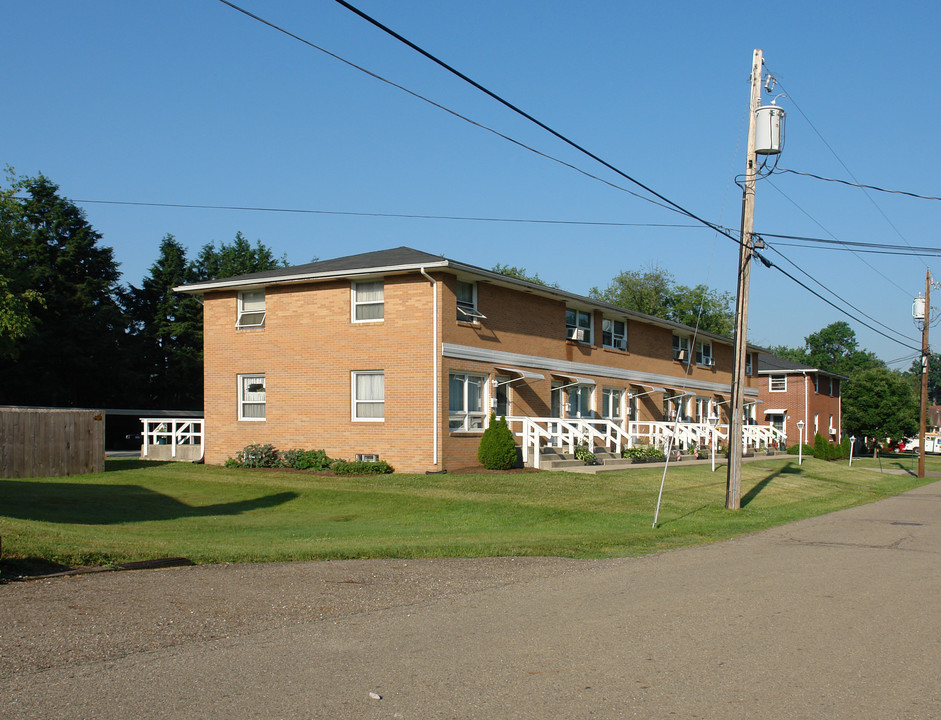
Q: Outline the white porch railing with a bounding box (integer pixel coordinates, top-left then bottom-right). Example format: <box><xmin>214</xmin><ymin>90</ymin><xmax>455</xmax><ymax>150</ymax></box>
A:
<box><xmin>141</xmin><ymin>418</ymin><xmax>205</xmax><ymax>461</ymax></box>
<box><xmin>504</xmin><ymin>416</ymin><xmax>785</xmax><ymax>469</ymax></box>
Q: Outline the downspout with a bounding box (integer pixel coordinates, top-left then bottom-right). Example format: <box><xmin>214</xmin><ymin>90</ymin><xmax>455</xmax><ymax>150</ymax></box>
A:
<box><xmin>420</xmin><ymin>268</ymin><xmax>438</xmax><ymax>466</ymax></box>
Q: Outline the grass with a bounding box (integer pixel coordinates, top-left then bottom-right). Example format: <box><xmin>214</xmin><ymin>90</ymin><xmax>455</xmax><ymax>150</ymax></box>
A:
<box><xmin>0</xmin><ymin>455</ymin><xmax>936</xmax><ymax>577</ymax></box>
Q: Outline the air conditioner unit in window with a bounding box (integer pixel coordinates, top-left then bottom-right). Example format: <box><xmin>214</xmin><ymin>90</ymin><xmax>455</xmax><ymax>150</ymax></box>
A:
<box><xmin>675</xmin><ymin>349</ymin><xmax>687</xmax><ymax>361</ymax></box>
<box><xmin>567</xmin><ymin>328</ymin><xmax>586</xmax><ymax>342</ymax></box>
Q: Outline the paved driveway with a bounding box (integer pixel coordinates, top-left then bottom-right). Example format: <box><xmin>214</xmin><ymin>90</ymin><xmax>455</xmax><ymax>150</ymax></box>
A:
<box><xmin>3</xmin><ymin>481</ymin><xmax>940</xmax><ymax>719</ymax></box>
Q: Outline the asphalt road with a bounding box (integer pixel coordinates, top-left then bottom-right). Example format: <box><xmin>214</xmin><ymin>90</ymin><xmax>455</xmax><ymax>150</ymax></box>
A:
<box><xmin>3</xmin><ymin>481</ymin><xmax>940</xmax><ymax>719</ymax></box>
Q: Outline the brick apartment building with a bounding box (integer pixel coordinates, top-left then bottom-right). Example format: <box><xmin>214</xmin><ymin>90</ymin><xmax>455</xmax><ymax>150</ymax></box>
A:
<box><xmin>177</xmin><ymin>247</ymin><xmax>763</xmax><ymax>473</ymax></box>
<box><xmin>757</xmin><ymin>353</ymin><xmax>844</xmax><ymax>447</ymax></box>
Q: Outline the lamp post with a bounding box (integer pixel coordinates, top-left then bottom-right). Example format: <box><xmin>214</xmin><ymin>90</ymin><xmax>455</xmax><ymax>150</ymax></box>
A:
<box><xmin>707</xmin><ymin>415</ymin><xmax>719</xmax><ymax>472</ymax></box>
<box><xmin>849</xmin><ymin>435</ymin><xmax>856</xmax><ymax>467</ymax></box>
<box><xmin>796</xmin><ymin>419</ymin><xmax>805</xmax><ymax>466</ymax></box>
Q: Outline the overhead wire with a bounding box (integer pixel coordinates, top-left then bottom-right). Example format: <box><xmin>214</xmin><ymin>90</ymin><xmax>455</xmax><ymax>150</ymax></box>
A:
<box><xmin>765</xmin><ymin>69</ymin><xmax>929</xmax><ymax>269</ymax></box>
<box><xmin>776</xmin><ymin>168</ymin><xmax>941</xmax><ymax>202</ymax></box>
<box><xmin>219</xmin><ymin>0</ymin><xmax>920</xmax><ymax>352</ymax></box>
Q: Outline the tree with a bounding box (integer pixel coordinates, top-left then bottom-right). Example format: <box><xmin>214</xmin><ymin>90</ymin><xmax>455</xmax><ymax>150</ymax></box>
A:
<box><xmin>0</xmin><ymin>171</ymin><xmax>45</xmax><ymax>359</ymax></box>
<box><xmin>908</xmin><ymin>352</ymin><xmax>941</xmax><ymax>405</ymax></box>
<box><xmin>0</xmin><ymin>173</ymin><xmax>132</xmax><ymax>407</ymax></box>
<box><xmin>772</xmin><ymin>322</ymin><xmax>883</xmax><ymax>377</ymax></box>
<box><xmin>842</xmin><ymin>366</ymin><xmax>918</xmax><ymax>440</ymax></box>
<box><xmin>190</xmin><ymin>231</ymin><xmax>287</xmax><ymax>281</ymax></box>
<box><xmin>128</xmin><ymin>235</ymin><xmax>204</xmax><ymax>409</ymax></box>
<box><xmin>589</xmin><ymin>264</ymin><xmax>734</xmax><ymax>336</ymax></box>
<box><xmin>491</xmin><ymin>264</ymin><xmax>559</xmax><ymax>288</ymax></box>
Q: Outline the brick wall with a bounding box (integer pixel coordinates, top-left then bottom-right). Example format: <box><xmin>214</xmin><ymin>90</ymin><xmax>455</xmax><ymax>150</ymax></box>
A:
<box><xmin>203</xmin><ymin>270</ymin><xmax>759</xmax><ymax>472</ymax></box>
<box><xmin>758</xmin><ymin>372</ymin><xmax>842</xmax><ymax>446</ymax></box>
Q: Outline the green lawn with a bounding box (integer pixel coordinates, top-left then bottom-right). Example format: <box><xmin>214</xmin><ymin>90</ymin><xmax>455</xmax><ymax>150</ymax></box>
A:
<box><xmin>0</xmin><ymin>455</ymin><xmax>936</xmax><ymax>577</ymax></box>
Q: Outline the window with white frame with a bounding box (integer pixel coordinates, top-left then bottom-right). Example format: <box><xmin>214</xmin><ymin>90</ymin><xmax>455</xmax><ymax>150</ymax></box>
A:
<box><xmin>237</xmin><ymin>290</ymin><xmax>266</xmax><ymax>328</ymax></box>
<box><xmin>745</xmin><ymin>353</ymin><xmax>753</xmax><ymax>375</ymax></box>
<box><xmin>565</xmin><ymin>308</ymin><xmax>592</xmax><ymax>343</ymax></box>
<box><xmin>694</xmin><ymin>397</ymin><xmax>710</xmax><ymax>423</ymax></box>
<box><xmin>628</xmin><ymin>394</ymin><xmax>638</xmax><ymax>422</ymax></box>
<box><xmin>239</xmin><ymin>374</ymin><xmax>266</xmax><ymax>420</ymax></box>
<box><xmin>552</xmin><ymin>382</ymin><xmax>593</xmax><ymax>418</ymax></box>
<box><xmin>602</xmin><ymin>318</ymin><xmax>627</xmax><ymax>350</ymax></box>
<box><xmin>456</xmin><ymin>280</ymin><xmax>485</xmax><ymax>322</ymax></box>
<box><xmin>601</xmin><ymin>387</ymin><xmax>623</xmax><ymax>419</ymax></box>
<box><xmin>352</xmin><ymin>280</ymin><xmax>384</xmax><ymax>322</ymax></box>
<box><xmin>352</xmin><ymin>371</ymin><xmax>384</xmax><ymax>421</ymax></box>
<box><xmin>449</xmin><ymin>373</ymin><xmax>486</xmax><ymax>431</ymax></box>
<box><xmin>695</xmin><ymin>341</ymin><xmax>714</xmax><ymax>367</ymax></box>
<box><xmin>769</xmin><ymin>375</ymin><xmax>786</xmax><ymax>392</ymax></box>
<box><xmin>814</xmin><ymin>413</ymin><xmax>819</xmax><ymax>435</ymax></box>
<box><xmin>672</xmin><ymin>335</ymin><xmax>690</xmax><ymax>361</ymax></box>
<box><xmin>663</xmin><ymin>395</ymin><xmax>688</xmax><ymax>422</ymax></box>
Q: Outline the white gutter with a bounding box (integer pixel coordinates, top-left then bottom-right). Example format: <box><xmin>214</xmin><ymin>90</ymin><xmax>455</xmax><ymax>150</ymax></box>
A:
<box><xmin>420</xmin><ymin>268</ymin><xmax>438</xmax><ymax>466</ymax></box>
<box><xmin>803</xmin><ymin>371</ymin><xmax>809</xmax><ymax>438</ymax></box>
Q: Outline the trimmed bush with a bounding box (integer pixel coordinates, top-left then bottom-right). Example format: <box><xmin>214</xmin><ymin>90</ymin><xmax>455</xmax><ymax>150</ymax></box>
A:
<box><xmin>477</xmin><ymin>413</ymin><xmax>518</xmax><ymax>470</ymax></box>
<box><xmin>280</xmin><ymin>448</ymin><xmax>334</xmax><ymax>471</ymax></box>
<box><xmin>813</xmin><ymin>433</ymin><xmax>829</xmax><ymax>460</ymax></box>
<box><xmin>786</xmin><ymin>443</ymin><xmax>815</xmax><ymax>457</ymax></box>
<box><xmin>330</xmin><ymin>459</ymin><xmax>394</xmax><ymax>475</ymax></box>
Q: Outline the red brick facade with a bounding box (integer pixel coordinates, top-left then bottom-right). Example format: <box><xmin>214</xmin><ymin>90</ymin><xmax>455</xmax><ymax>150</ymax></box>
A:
<box><xmin>758</xmin><ymin>363</ymin><xmax>842</xmax><ymax>447</ymax></box>
<box><xmin>190</xmin><ymin>250</ymin><xmax>761</xmax><ymax>472</ymax></box>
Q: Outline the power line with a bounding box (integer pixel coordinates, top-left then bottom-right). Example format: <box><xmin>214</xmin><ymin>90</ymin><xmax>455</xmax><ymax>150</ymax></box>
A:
<box><xmin>223</xmin><ymin>0</ymin><xmax>919</xmax><ymax>352</ymax></box>
<box><xmin>776</xmin><ymin>168</ymin><xmax>941</xmax><ymax>202</ymax></box>
<box><xmin>214</xmin><ymin>0</ymin><xmax>682</xmax><ymax>219</ymax></box>
<box><xmin>68</xmin><ymin>197</ymin><xmax>701</xmax><ymax>229</ymax></box>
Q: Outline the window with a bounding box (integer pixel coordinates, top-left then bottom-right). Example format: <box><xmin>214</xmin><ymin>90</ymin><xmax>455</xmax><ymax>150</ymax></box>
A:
<box><xmin>745</xmin><ymin>353</ymin><xmax>753</xmax><ymax>375</ymax></box>
<box><xmin>695</xmin><ymin>341</ymin><xmax>714</xmax><ymax>367</ymax></box>
<box><xmin>494</xmin><ymin>374</ymin><xmax>511</xmax><ymax>417</ymax></box>
<box><xmin>663</xmin><ymin>395</ymin><xmax>689</xmax><ymax>422</ymax></box>
<box><xmin>628</xmin><ymin>394</ymin><xmax>638</xmax><ymax>422</ymax></box>
<box><xmin>565</xmin><ymin>308</ymin><xmax>592</xmax><ymax>343</ymax></box>
<box><xmin>352</xmin><ymin>371</ymin><xmax>384</xmax><ymax>420</ymax></box>
<box><xmin>601</xmin><ymin>388</ymin><xmax>623</xmax><ymax>419</ymax></box>
<box><xmin>694</xmin><ymin>397</ymin><xmax>710</xmax><ymax>423</ymax></box>
<box><xmin>352</xmin><ymin>280</ymin><xmax>384</xmax><ymax>322</ymax></box>
<box><xmin>456</xmin><ymin>281</ymin><xmax>485</xmax><ymax>322</ymax></box>
<box><xmin>239</xmin><ymin>374</ymin><xmax>266</xmax><ymax>420</ymax></box>
<box><xmin>449</xmin><ymin>373</ymin><xmax>486</xmax><ymax>431</ymax></box>
<box><xmin>602</xmin><ymin>318</ymin><xmax>627</xmax><ymax>350</ymax></box>
<box><xmin>552</xmin><ymin>382</ymin><xmax>593</xmax><ymax>418</ymax></box>
<box><xmin>769</xmin><ymin>375</ymin><xmax>786</xmax><ymax>392</ymax></box>
<box><xmin>237</xmin><ymin>290</ymin><xmax>266</xmax><ymax>328</ymax></box>
<box><xmin>672</xmin><ymin>335</ymin><xmax>690</xmax><ymax>361</ymax></box>
<box><xmin>814</xmin><ymin>414</ymin><xmax>819</xmax><ymax>435</ymax></box>
<box><xmin>831</xmin><ymin>378</ymin><xmax>840</xmax><ymax>397</ymax></box>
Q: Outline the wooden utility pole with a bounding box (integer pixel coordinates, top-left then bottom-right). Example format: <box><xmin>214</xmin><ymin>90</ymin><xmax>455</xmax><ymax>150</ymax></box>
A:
<box><xmin>727</xmin><ymin>49</ymin><xmax>763</xmax><ymax>510</ymax></box>
<box><xmin>918</xmin><ymin>270</ymin><xmax>930</xmax><ymax>479</ymax></box>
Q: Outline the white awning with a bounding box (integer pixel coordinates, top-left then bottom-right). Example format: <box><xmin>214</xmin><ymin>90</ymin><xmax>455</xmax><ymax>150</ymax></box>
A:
<box><xmin>494</xmin><ymin>366</ymin><xmax>545</xmax><ymax>381</ymax></box>
<box><xmin>551</xmin><ymin>373</ymin><xmax>596</xmax><ymax>386</ymax></box>
<box><xmin>629</xmin><ymin>382</ymin><xmax>666</xmax><ymax>393</ymax></box>
<box><xmin>763</xmin><ymin>408</ymin><xmax>787</xmax><ymax>415</ymax></box>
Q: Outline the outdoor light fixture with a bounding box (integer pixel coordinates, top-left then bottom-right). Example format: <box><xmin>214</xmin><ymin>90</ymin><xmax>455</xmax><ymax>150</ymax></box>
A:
<box><xmin>796</xmin><ymin>419</ymin><xmax>806</xmax><ymax>466</ymax></box>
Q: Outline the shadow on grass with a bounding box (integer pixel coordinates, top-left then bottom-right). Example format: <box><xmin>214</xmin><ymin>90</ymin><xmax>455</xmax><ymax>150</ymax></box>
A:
<box><xmin>0</xmin><ymin>480</ymin><xmax>297</xmax><ymax>524</ymax></box>
<box><xmin>105</xmin><ymin>459</ymin><xmax>174</xmax><ymax>471</ymax></box>
<box><xmin>741</xmin><ymin>461</ymin><xmax>802</xmax><ymax>507</ymax></box>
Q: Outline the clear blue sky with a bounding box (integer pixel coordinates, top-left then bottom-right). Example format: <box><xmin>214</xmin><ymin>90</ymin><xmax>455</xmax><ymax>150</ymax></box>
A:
<box><xmin>4</xmin><ymin>1</ymin><xmax>939</xmax><ymax>367</ymax></box>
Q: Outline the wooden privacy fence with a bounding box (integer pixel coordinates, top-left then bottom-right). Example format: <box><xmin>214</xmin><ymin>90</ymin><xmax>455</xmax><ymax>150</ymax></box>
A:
<box><xmin>0</xmin><ymin>407</ymin><xmax>105</xmax><ymax>478</ymax></box>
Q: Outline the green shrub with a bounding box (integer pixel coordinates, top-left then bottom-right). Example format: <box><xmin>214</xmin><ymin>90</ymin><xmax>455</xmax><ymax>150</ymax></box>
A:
<box><xmin>786</xmin><ymin>443</ymin><xmax>815</xmax><ymax>456</ymax></box>
<box><xmin>477</xmin><ymin>413</ymin><xmax>518</xmax><ymax>470</ymax></box>
<box><xmin>622</xmin><ymin>445</ymin><xmax>666</xmax><ymax>462</ymax></box>
<box><xmin>280</xmin><ymin>448</ymin><xmax>334</xmax><ymax>471</ymax></box>
<box><xmin>575</xmin><ymin>444</ymin><xmax>597</xmax><ymax>465</ymax></box>
<box><xmin>240</xmin><ymin>443</ymin><xmax>280</xmax><ymax>468</ymax></box>
<box><xmin>330</xmin><ymin>459</ymin><xmax>394</xmax><ymax>475</ymax></box>
<box><xmin>840</xmin><ymin>435</ymin><xmax>851</xmax><ymax>459</ymax></box>
<box><xmin>813</xmin><ymin>433</ymin><xmax>829</xmax><ymax>460</ymax></box>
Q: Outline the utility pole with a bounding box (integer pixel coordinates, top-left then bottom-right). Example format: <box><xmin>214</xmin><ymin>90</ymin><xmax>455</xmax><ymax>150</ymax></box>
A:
<box><xmin>918</xmin><ymin>270</ymin><xmax>930</xmax><ymax>479</ymax></box>
<box><xmin>727</xmin><ymin>48</ymin><xmax>763</xmax><ymax>510</ymax></box>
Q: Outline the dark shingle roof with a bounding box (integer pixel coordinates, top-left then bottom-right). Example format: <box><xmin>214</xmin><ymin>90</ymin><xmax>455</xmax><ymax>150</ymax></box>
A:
<box><xmin>758</xmin><ymin>352</ymin><xmax>847</xmax><ymax>379</ymax></box>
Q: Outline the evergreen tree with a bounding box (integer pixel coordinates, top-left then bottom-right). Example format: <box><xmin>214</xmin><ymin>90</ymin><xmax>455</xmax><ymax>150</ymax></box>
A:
<box><xmin>190</xmin><ymin>231</ymin><xmax>287</xmax><ymax>281</ymax></box>
<box><xmin>129</xmin><ymin>235</ymin><xmax>204</xmax><ymax>409</ymax></box>
<box><xmin>0</xmin><ymin>174</ymin><xmax>131</xmax><ymax>407</ymax></box>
